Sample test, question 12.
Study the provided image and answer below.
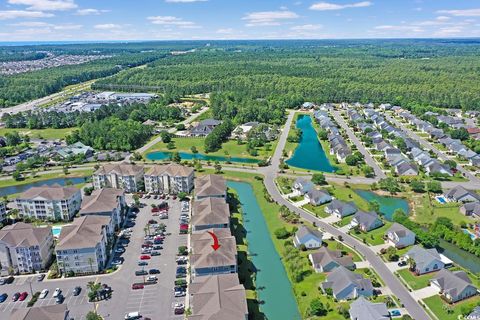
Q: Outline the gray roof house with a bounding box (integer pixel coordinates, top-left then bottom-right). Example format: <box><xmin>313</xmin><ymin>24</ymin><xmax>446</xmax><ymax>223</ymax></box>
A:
<box><xmin>430</xmin><ymin>269</ymin><xmax>478</xmax><ymax>303</ymax></box>
<box><xmin>395</xmin><ymin>162</ymin><xmax>418</xmax><ymax>176</ymax></box>
<box><xmin>292</xmin><ymin>178</ymin><xmax>314</xmax><ymax>196</ymax></box>
<box><xmin>309</xmin><ymin>247</ymin><xmax>355</xmax><ymax>272</ymax></box>
<box><xmin>350</xmin><ymin>211</ymin><xmax>383</xmax><ymax>232</ymax></box>
<box><xmin>321</xmin><ymin>266</ymin><xmax>374</xmax><ymax>300</ymax></box>
<box><xmin>445</xmin><ymin>186</ymin><xmax>480</xmax><ymax>203</ymax></box>
<box><xmin>404</xmin><ymin>245</ymin><xmax>445</xmax><ymax>275</ymax></box>
<box><xmin>190</xmin><ymin>119</ymin><xmax>222</xmax><ymax>137</ymax></box>
<box><xmin>349</xmin><ymin>296</ymin><xmax>389</xmax><ymax>320</ymax></box>
<box><xmin>305</xmin><ymin>189</ymin><xmax>332</xmax><ymax>206</ymax></box>
<box><xmin>460</xmin><ymin>201</ymin><xmax>480</xmax><ymax>218</ymax></box>
<box><xmin>293</xmin><ymin>225</ymin><xmax>323</xmax><ymax>249</ymax></box>
<box><xmin>385</xmin><ymin>223</ymin><xmax>415</xmax><ymax>249</ymax></box>
<box><xmin>195</xmin><ymin>175</ymin><xmax>227</xmax><ymax>200</ymax></box>
<box><xmin>467</xmin><ymin>306</ymin><xmax>480</xmax><ymax>320</ymax></box>
<box><xmin>325</xmin><ymin>200</ymin><xmax>357</xmax><ymax>218</ymax></box>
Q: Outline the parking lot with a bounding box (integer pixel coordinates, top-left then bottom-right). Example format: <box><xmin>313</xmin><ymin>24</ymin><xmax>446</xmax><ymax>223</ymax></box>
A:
<box><xmin>0</xmin><ymin>195</ymin><xmax>190</xmax><ymax>320</ymax></box>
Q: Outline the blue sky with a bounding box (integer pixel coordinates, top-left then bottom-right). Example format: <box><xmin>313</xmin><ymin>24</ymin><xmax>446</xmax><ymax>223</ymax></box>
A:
<box><xmin>0</xmin><ymin>0</ymin><xmax>479</xmax><ymax>41</ymax></box>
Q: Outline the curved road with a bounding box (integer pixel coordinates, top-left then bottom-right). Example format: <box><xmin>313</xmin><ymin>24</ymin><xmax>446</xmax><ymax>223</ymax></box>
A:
<box><xmin>260</xmin><ymin>110</ymin><xmax>431</xmax><ymax>320</ymax></box>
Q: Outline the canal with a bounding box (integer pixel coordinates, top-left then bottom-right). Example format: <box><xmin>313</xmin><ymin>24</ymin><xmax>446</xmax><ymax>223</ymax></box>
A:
<box><xmin>286</xmin><ymin>114</ymin><xmax>336</xmax><ymax>172</ymax></box>
<box><xmin>355</xmin><ymin>189</ymin><xmax>410</xmax><ymax>221</ymax></box>
<box><xmin>0</xmin><ymin>176</ymin><xmax>87</xmax><ymax>197</ymax></box>
<box><xmin>146</xmin><ymin>151</ymin><xmax>259</xmax><ymax>164</ymax></box>
<box><xmin>227</xmin><ymin>181</ymin><xmax>301</xmax><ymax>320</ymax></box>
<box><xmin>438</xmin><ymin>239</ymin><xmax>480</xmax><ymax>274</ymax></box>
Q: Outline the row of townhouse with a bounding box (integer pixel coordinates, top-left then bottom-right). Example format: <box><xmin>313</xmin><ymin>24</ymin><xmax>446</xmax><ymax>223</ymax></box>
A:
<box><xmin>188</xmin><ymin>174</ymin><xmax>248</xmax><ymax>320</ymax></box>
<box><xmin>400</xmin><ymin>110</ymin><xmax>480</xmax><ymax>166</ymax></box>
<box><xmin>314</xmin><ymin>108</ymin><xmax>352</xmax><ymax>162</ymax></box>
<box><xmin>93</xmin><ymin>163</ymin><xmax>194</xmax><ymax>194</ymax></box>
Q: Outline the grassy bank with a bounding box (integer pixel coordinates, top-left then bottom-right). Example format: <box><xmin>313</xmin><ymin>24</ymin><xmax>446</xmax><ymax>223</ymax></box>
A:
<box><xmin>0</xmin><ymin>128</ymin><xmax>77</xmax><ymax>140</ymax></box>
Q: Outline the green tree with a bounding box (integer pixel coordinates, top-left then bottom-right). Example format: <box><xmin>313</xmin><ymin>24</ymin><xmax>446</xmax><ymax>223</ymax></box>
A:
<box><xmin>170</xmin><ymin>152</ymin><xmax>181</xmax><ymax>163</ymax></box>
<box><xmin>311</xmin><ymin>173</ymin><xmax>326</xmax><ymax>185</ymax></box>
<box><xmin>410</xmin><ymin>180</ymin><xmax>425</xmax><ymax>193</ymax></box>
<box><xmin>160</xmin><ymin>131</ymin><xmax>172</xmax><ymax>143</ymax></box>
<box><xmin>426</xmin><ymin>181</ymin><xmax>442</xmax><ymax>193</ymax></box>
<box><xmin>190</xmin><ymin>146</ymin><xmax>198</xmax><ymax>154</ymax></box>
<box><xmin>309</xmin><ymin>298</ymin><xmax>327</xmax><ymax>316</ymax></box>
<box><xmin>85</xmin><ymin>311</ymin><xmax>102</xmax><ymax>320</ymax></box>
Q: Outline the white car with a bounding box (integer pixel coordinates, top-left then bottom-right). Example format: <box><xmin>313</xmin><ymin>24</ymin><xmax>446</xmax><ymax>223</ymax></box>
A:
<box><xmin>146</xmin><ymin>276</ymin><xmax>157</xmax><ymax>282</ymax></box>
<box><xmin>39</xmin><ymin>289</ymin><xmax>48</xmax><ymax>299</ymax></box>
<box><xmin>174</xmin><ymin>289</ymin><xmax>186</xmax><ymax>297</ymax></box>
<box><xmin>52</xmin><ymin>288</ymin><xmax>61</xmax><ymax>298</ymax></box>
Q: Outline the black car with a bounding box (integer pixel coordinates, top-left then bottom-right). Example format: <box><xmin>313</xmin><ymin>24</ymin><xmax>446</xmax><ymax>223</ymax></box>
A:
<box><xmin>151</xmin><ymin>251</ymin><xmax>161</xmax><ymax>256</ymax></box>
<box><xmin>0</xmin><ymin>293</ymin><xmax>7</xmax><ymax>303</ymax></box>
<box><xmin>149</xmin><ymin>269</ymin><xmax>160</xmax><ymax>275</ymax></box>
<box><xmin>176</xmin><ymin>267</ymin><xmax>187</xmax><ymax>273</ymax></box>
<box><xmin>135</xmin><ymin>270</ymin><xmax>148</xmax><ymax>276</ymax></box>
<box><xmin>153</xmin><ymin>245</ymin><xmax>162</xmax><ymax>250</ymax></box>
<box><xmin>55</xmin><ymin>294</ymin><xmax>64</xmax><ymax>304</ymax></box>
<box><xmin>73</xmin><ymin>286</ymin><xmax>81</xmax><ymax>296</ymax></box>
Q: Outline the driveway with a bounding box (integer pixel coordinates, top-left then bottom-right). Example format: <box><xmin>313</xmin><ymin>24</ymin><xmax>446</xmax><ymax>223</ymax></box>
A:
<box><xmin>412</xmin><ymin>286</ymin><xmax>440</xmax><ymax>300</ymax></box>
<box><xmin>320</xmin><ymin>215</ymin><xmax>340</xmax><ymax>224</ymax></box>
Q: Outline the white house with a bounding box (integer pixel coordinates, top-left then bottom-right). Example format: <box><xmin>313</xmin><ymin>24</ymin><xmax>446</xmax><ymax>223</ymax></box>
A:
<box><xmin>385</xmin><ymin>223</ymin><xmax>415</xmax><ymax>248</ymax></box>
<box><xmin>404</xmin><ymin>246</ymin><xmax>445</xmax><ymax>275</ymax></box>
<box><xmin>293</xmin><ymin>225</ymin><xmax>323</xmax><ymax>249</ymax></box>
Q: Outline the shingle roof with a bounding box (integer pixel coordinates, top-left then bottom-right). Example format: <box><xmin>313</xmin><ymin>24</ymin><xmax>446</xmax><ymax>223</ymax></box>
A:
<box><xmin>405</xmin><ymin>245</ymin><xmax>442</xmax><ymax>271</ymax></box>
<box><xmin>195</xmin><ymin>175</ymin><xmax>226</xmax><ymax>198</ymax></box>
<box><xmin>326</xmin><ymin>200</ymin><xmax>357</xmax><ymax>215</ymax></box>
<box><xmin>191</xmin><ymin>198</ymin><xmax>230</xmax><ymax>227</ymax></box>
<box><xmin>145</xmin><ymin>163</ymin><xmax>194</xmax><ymax>177</ymax></box>
<box><xmin>94</xmin><ymin>163</ymin><xmax>144</xmax><ymax>176</ymax></box>
<box><xmin>446</xmin><ymin>186</ymin><xmax>480</xmax><ymax>202</ymax></box>
<box><xmin>0</xmin><ymin>223</ymin><xmax>51</xmax><ymax>248</ymax></box>
<box><xmin>309</xmin><ymin>247</ymin><xmax>354</xmax><ymax>270</ymax></box>
<box><xmin>10</xmin><ymin>305</ymin><xmax>68</xmax><ymax>320</ymax></box>
<box><xmin>18</xmin><ymin>184</ymin><xmax>80</xmax><ymax>201</ymax></box>
<box><xmin>188</xmin><ymin>274</ymin><xmax>248</xmax><ymax>320</ymax></box>
<box><xmin>349</xmin><ymin>296</ymin><xmax>389</xmax><ymax>320</ymax></box>
<box><xmin>296</xmin><ymin>225</ymin><xmax>323</xmax><ymax>242</ymax></box>
<box><xmin>321</xmin><ymin>266</ymin><xmax>373</xmax><ymax>297</ymax></box>
<box><xmin>56</xmin><ymin>215</ymin><xmax>110</xmax><ymax>250</ymax></box>
<box><xmin>79</xmin><ymin>188</ymin><xmax>124</xmax><ymax>215</ymax></box>
<box><xmin>191</xmin><ymin>234</ymin><xmax>237</xmax><ymax>269</ymax></box>
<box><xmin>432</xmin><ymin>269</ymin><xmax>476</xmax><ymax>299</ymax></box>
<box><xmin>353</xmin><ymin>211</ymin><xmax>381</xmax><ymax>228</ymax></box>
<box><xmin>387</xmin><ymin>223</ymin><xmax>415</xmax><ymax>239</ymax></box>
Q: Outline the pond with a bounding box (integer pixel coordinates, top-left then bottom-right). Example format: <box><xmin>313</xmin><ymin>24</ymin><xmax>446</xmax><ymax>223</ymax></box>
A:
<box><xmin>227</xmin><ymin>181</ymin><xmax>301</xmax><ymax>320</ymax></box>
<box><xmin>0</xmin><ymin>176</ymin><xmax>87</xmax><ymax>197</ymax></box>
<box><xmin>146</xmin><ymin>151</ymin><xmax>259</xmax><ymax>164</ymax></box>
<box><xmin>438</xmin><ymin>239</ymin><xmax>480</xmax><ymax>274</ymax></box>
<box><xmin>286</xmin><ymin>114</ymin><xmax>336</xmax><ymax>172</ymax></box>
<box><xmin>355</xmin><ymin>190</ymin><xmax>410</xmax><ymax>221</ymax></box>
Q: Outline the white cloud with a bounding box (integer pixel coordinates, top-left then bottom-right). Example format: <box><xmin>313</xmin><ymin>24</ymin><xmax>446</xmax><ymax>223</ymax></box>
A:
<box><xmin>242</xmin><ymin>10</ymin><xmax>299</xmax><ymax>27</ymax></box>
<box><xmin>94</xmin><ymin>24</ymin><xmax>122</xmax><ymax>30</ymax></box>
<box><xmin>165</xmin><ymin>0</ymin><xmax>207</xmax><ymax>2</ymax></box>
<box><xmin>53</xmin><ymin>24</ymin><xmax>81</xmax><ymax>30</ymax></box>
<box><xmin>0</xmin><ymin>10</ymin><xmax>54</xmax><ymax>20</ymax></box>
<box><xmin>290</xmin><ymin>24</ymin><xmax>323</xmax><ymax>31</ymax></box>
<box><xmin>310</xmin><ymin>1</ymin><xmax>372</xmax><ymax>11</ymax></box>
<box><xmin>374</xmin><ymin>25</ymin><xmax>424</xmax><ymax>33</ymax></box>
<box><xmin>438</xmin><ymin>9</ymin><xmax>480</xmax><ymax>17</ymax></box>
<box><xmin>9</xmin><ymin>21</ymin><xmax>51</xmax><ymax>27</ymax></box>
<box><xmin>147</xmin><ymin>16</ymin><xmax>199</xmax><ymax>28</ymax></box>
<box><xmin>216</xmin><ymin>28</ymin><xmax>234</xmax><ymax>34</ymax></box>
<box><xmin>436</xmin><ymin>16</ymin><xmax>450</xmax><ymax>21</ymax></box>
<box><xmin>76</xmin><ymin>8</ymin><xmax>109</xmax><ymax>16</ymax></box>
<box><xmin>8</xmin><ymin>0</ymin><xmax>78</xmax><ymax>11</ymax></box>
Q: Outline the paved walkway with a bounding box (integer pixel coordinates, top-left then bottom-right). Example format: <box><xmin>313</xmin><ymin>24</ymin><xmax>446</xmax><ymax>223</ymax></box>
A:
<box><xmin>371</xmin><ymin>243</ymin><xmax>391</xmax><ymax>254</ymax></box>
<box><xmin>321</xmin><ymin>215</ymin><xmax>340</xmax><ymax>224</ymax></box>
<box><xmin>412</xmin><ymin>286</ymin><xmax>440</xmax><ymax>300</ymax></box>
<box><xmin>292</xmin><ymin>198</ymin><xmax>309</xmax><ymax>207</ymax></box>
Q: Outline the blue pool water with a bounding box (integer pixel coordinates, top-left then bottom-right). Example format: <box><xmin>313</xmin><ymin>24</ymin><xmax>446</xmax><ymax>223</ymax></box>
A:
<box><xmin>146</xmin><ymin>151</ymin><xmax>259</xmax><ymax>164</ymax></box>
<box><xmin>286</xmin><ymin>114</ymin><xmax>336</xmax><ymax>172</ymax></box>
<box><xmin>52</xmin><ymin>226</ymin><xmax>63</xmax><ymax>237</ymax></box>
<box><xmin>436</xmin><ymin>196</ymin><xmax>447</xmax><ymax>204</ymax></box>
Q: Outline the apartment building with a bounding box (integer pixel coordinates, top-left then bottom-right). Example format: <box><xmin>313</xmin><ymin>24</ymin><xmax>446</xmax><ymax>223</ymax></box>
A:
<box><xmin>194</xmin><ymin>174</ymin><xmax>227</xmax><ymax>200</ymax></box>
<box><xmin>92</xmin><ymin>163</ymin><xmax>144</xmax><ymax>192</ymax></box>
<box><xmin>0</xmin><ymin>223</ymin><xmax>54</xmax><ymax>274</ymax></box>
<box><xmin>79</xmin><ymin>188</ymin><xmax>125</xmax><ymax>229</ymax></box>
<box><xmin>144</xmin><ymin>163</ymin><xmax>194</xmax><ymax>194</ymax></box>
<box><xmin>15</xmin><ymin>185</ymin><xmax>81</xmax><ymax>222</ymax></box>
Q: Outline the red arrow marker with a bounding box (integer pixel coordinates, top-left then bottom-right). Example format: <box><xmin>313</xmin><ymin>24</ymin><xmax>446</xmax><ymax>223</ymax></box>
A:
<box><xmin>207</xmin><ymin>231</ymin><xmax>221</xmax><ymax>251</ymax></box>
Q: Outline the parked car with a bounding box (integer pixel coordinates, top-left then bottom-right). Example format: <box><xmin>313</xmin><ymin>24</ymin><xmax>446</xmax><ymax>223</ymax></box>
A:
<box><xmin>149</xmin><ymin>269</ymin><xmax>160</xmax><ymax>274</ymax></box>
<box><xmin>174</xmin><ymin>303</ymin><xmax>185</xmax><ymax>315</ymax></box>
<box><xmin>39</xmin><ymin>289</ymin><xmax>49</xmax><ymax>299</ymax></box>
<box><xmin>151</xmin><ymin>251</ymin><xmax>161</xmax><ymax>256</ymax></box>
<box><xmin>125</xmin><ymin>311</ymin><xmax>141</xmax><ymax>319</ymax></box>
<box><xmin>140</xmin><ymin>255</ymin><xmax>151</xmax><ymax>260</ymax></box>
<box><xmin>0</xmin><ymin>293</ymin><xmax>7</xmax><ymax>303</ymax></box>
<box><xmin>112</xmin><ymin>258</ymin><xmax>123</xmax><ymax>266</ymax></box>
<box><xmin>18</xmin><ymin>292</ymin><xmax>28</xmax><ymax>301</ymax></box>
<box><xmin>73</xmin><ymin>286</ymin><xmax>81</xmax><ymax>296</ymax></box>
<box><xmin>55</xmin><ymin>294</ymin><xmax>64</xmax><ymax>304</ymax></box>
<box><xmin>138</xmin><ymin>261</ymin><xmax>148</xmax><ymax>266</ymax></box>
<box><xmin>174</xmin><ymin>288</ymin><xmax>186</xmax><ymax>297</ymax></box>
<box><xmin>398</xmin><ymin>260</ymin><xmax>407</xmax><ymax>267</ymax></box>
<box><xmin>153</xmin><ymin>245</ymin><xmax>162</xmax><ymax>250</ymax></box>
<box><xmin>115</xmin><ymin>247</ymin><xmax>125</xmax><ymax>254</ymax></box>
<box><xmin>12</xmin><ymin>292</ymin><xmax>20</xmax><ymax>301</ymax></box>
<box><xmin>135</xmin><ymin>270</ymin><xmax>148</xmax><ymax>276</ymax></box>
<box><xmin>146</xmin><ymin>276</ymin><xmax>157</xmax><ymax>283</ymax></box>
<box><xmin>0</xmin><ymin>276</ymin><xmax>14</xmax><ymax>285</ymax></box>
<box><xmin>52</xmin><ymin>288</ymin><xmax>61</xmax><ymax>298</ymax></box>
<box><xmin>36</xmin><ymin>274</ymin><xmax>45</xmax><ymax>282</ymax></box>
<box><xmin>132</xmin><ymin>284</ymin><xmax>144</xmax><ymax>290</ymax></box>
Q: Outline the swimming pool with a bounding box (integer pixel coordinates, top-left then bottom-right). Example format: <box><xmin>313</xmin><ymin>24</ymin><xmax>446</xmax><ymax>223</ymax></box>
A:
<box><xmin>436</xmin><ymin>196</ymin><xmax>447</xmax><ymax>204</ymax></box>
<box><xmin>52</xmin><ymin>226</ymin><xmax>63</xmax><ymax>237</ymax></box>
<box><xmin>463</xmin><ymin>228</ymin><xmax>477</xmax><ymax>240</ymax></box>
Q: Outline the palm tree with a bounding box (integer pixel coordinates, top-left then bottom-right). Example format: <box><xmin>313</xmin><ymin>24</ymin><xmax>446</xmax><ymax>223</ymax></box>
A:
<box><xmin>407</xmin><ymin>257</ymin><xmax>416</xmax><ymax>273</ymax></box>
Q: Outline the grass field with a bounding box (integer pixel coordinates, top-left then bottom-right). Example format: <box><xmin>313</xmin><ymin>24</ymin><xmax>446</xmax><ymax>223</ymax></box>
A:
<box><xmin>351</xmin><ymin>222</ymin><xmax>392</xmax><ymax>246</ymax></box>
<box><xmin>145</xmin><ymin>137</ymin><xmax>277</xmax><ymax>160</ymax></box>
<box><xmin>0</xmin><ymin>168</ymin><xmax>93</xmax><ymax>189</ymax></box>
<box><xmin>397</xmin><ymin>269</ymin><xmax>435</xmax><ymax>290</ymax></box>
<box><xmin>302</xmin><ymin>203</ymin><xmax>329</xmax><ymax>218</ymax></box>
<box><xmin>423</xmin><ymin>295</ymin><xmax>480</xmax><ymax>320</ymax></box>
<box><xmin>0</xmin><ymin>128</ymin><xmax>77</xmax><ymax>140</ymax></box>
<box><xmin>412</xmin><ymin>193</ymin><xmax>472</xmax><ymax>226</ymax></box>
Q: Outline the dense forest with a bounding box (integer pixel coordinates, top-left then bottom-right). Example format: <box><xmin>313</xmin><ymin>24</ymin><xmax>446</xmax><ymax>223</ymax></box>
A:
<box><xmin>94</xmin><ymin>39</ymin><xmax>480</xmax><ymax>110</ymax></box>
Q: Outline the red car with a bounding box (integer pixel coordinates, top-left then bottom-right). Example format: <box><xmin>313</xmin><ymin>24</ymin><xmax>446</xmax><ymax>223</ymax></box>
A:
<box><xmin>151</xmin><ymin>208</ymin><xmax>159</xmax><ymax>213</ymax></box>
<box><xmin>179</xmin><ymin>224</ymin><xmax>188</xmax><ymax>231</ymax></box>
<box><xmin>18</xmin><ymin>292</ymin><xmax>28</xmax><ymax>301</ymax></box>
<box><xmin>132</xmin><ymin>284</ymin><xmax>144</xmax><ymax>290</ymax></box>
<box><xmin>140</xmin><ymin>255</ymin><xmax>151</xmax><ymax>260</ymax></box>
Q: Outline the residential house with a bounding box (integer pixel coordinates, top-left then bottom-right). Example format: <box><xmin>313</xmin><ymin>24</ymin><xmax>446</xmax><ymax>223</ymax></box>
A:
<box><xmin>349</xmin><ymin>296</ymin><xmax>389</xmax><ymax>320</ymax></box>
<box><xmin>293</xmin><ymin>225</ymin><xmax>323</xmax><ymax>249</ymax></box>
<box><xmin>305</xmin><ymin>189</ymin><xmax>332</xmax><ymax>206</ymax></box>
<box><xmin>92</xmin><ymin>163</ymin><xmax>144</xmax><ymax>192</ymax></box>
<box><xmin>191</xmin><ymin>198</ymin><xmax>230</xmax><ymax>231</ymax></box>
<box><xmin>325</xmin><ymin>200</ymin><xmax>357</xmax><ymax>218</ymax></box>
<box><xmin>445</xmin><ymin>186</ymin><xmax>480</xmax><ymax>203</ymax></box>
<box><xmin>404</xmin><ymin>245</ymin><xmax>445</xmax><ymax>275</ymax></box>
<box><xmin>56</xmin><ymin>215</ymin><xmax>112</xmax><ymax>275</ymax></box>
<box><xmin>395</xmin><ymin>162</ymin><xmax>418</xmax><ymax>176</ymax></box>
<box><xmin>350</xmin><ymin>211</ymin><xmax>383</xmax><ymax>232</ymax></box>
<box><xmin>301</xmin><ymin>102</ymin><xmax>315</xmax><ymax>109</ymax></box>
<box><xmin>16</xmin><ymin>185</ymin><xmax>81</xmax><ymax>221</ymax></box>
<box><xmin>0</xmin><ymin>223</ymin><xmax>53</xmax><ymax>274</ymax></box>
<box><xmin>188</xmin><ymin>274</ymin><xmax>248</xmax><ymax>320</ymax></box>
<box><xmin>79</xmin><ymin>188</ymin><xmax>125</xmax><ymax>229</ymax></box>
<box><xmin>320</xmin><ymin>266</ymin><xmax>374</xmax><ymax>300</ymax></box>
<box><xmin>195</xmin><ymin>174</ymin><xmax>227</xmax><ymax>200</ymax></box>
<box><xmin>232</xmin><ymin>121</ymin><xmax>259</xmax><ymax>140</ymax></box>
<box><xmin>190</xmin><ymin>231</ymin><xmax>237</xmax><ymax>278</ymax></box>
<box><xmin>309</xmin><ymin>247</ymin><xmax>355</xmax><ymax>272</ymax></box>
<box><xmin>10</xmin><ymin>305</ymin><xmax>70</xmax><ymax>320</ymax></box>
<box><xmin>467</xmin><ymin>306</ymin><xmax>480</xmax><ymax>320</ymax></box>
<box><xmin>430</xmin><ymin>269</ymin><xmax>478</xmax><ymax>303</ymax></box>
<box><xmin>144</xmin><ymin>163</ymin><xmax>194</xmax><ymax>194</ymax></box>
<box><xmin>190</xmin><ymin>119</ymin><xmax>222</xmax><ymax>137</ymax></box>
<box><xmin>460</xmin><ymin>202</ymin><xmax>480</xmax><ymax>218</ymax></box>
<box><xmin>385</xmin><ymin>223</ymin><xmax>415</xmax><ymax>248</ymax></box>
<box><xmin>292</xmin><ymin>178</ymin><xmax>314</xmax><ymax>196</ymax></box>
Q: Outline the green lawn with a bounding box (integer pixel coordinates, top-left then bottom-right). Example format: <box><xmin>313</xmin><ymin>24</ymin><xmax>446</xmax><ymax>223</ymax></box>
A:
<box><xmin>322</xmin><ymin>239</ymin><xmax>362</xmax><ymax>262</ymax></box>
<box><xmin>351</xmin><ymin>222</ymin><xmax>391</xmax><ymax>246</ymax></box>
<box><xmin>412</xmin><ymin>194</ymin><xmax>473</xmax><ymax>226</ymax></box>
<box><xmin>0</xmin><ymin>169</ymin><xmax>93</xmax><ymax>189</ymax></box>
<box><xmin>423</xmin><ymin>295</ymin><xmax>480</xmax><ymax>320</ymax></box>
<box><xmin>336</xmin><ymin>215</ymin><xmax>354</xmax><ymax>227</ymax></box>
<box><xmin>327</xmin><ymin>184</ymin><xmax>370</xmax><ymax>211</ymax></box>
<box><xmin>276</xmin><ymin>177</ymin><xmax>294</xmax><ymax>194</ymax></box>
<box><xmin>302</xmin><ymin>203</ymin><xmax>329</xmax><ymax>218</ymax></box>
<box><xmin>0</xmin><ymin>128</ymin><xmax>77</xmax><ymax>140</ymax></box>
<box><xmin>145</xmin><ymin>137</ymin><xmax>276</xmax><ymax>160</ymax></box>
<box><xmin>397</xmin><ymin>269</ymin><xmax>435</xmax><ymax>290</ymax></box>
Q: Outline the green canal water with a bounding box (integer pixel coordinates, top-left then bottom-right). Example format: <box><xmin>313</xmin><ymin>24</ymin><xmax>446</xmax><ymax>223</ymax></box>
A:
<box><xmin>355</xmin><ymin>190</ymin><xmax>410</xmax><ymax>221</ymax></box>
<box><xmin>286</xmin><ymin>114</ymin><xmax>336</xmax><ymax>172</ymax></box>
<box><xmin>227</xmin><ymin>181</ymin><xmax>301</xmax><ymax>320</ymax></box>
<box><xmin>146</xmin><ymin>151</ymin><xmax>259</xmax><ymax>164</ymax></box>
